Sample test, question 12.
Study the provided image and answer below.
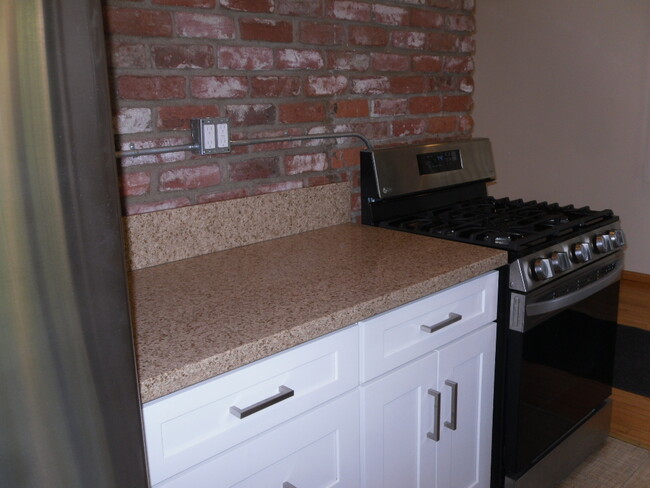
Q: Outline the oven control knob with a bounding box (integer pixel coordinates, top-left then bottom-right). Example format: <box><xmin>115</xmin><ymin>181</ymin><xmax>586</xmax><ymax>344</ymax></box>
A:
<box><xmin>608</xmin><ymin>230</ymin><xmax>626</xmax><ymax>248</ymax></box>
<box><xmin>533</xmin><ymin>258</ymin><xmax>554</xmax><ymax>280</ymax></box>
<box><xmin>550</xmin><ymin>251</ymin><xmax>571</xmax><ymax>272</ymax></box>
<box><xmin>572</xmin><ymin>242</ymin><xmax>593</xmax><ymax>263</ymax></box>
<box><xmin>595</xmin><ymin>234</ymin><xmax>613</xmax><ymax>253</ymax></box>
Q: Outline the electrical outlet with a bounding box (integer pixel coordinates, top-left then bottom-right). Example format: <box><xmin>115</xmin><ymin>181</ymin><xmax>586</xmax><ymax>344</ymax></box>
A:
<box><xmin>191</xmin><ymin>118</ymin><xmax>230</xmax><ymax>155</ymax></box>
<box><xmin>203</xmin><ymin>123</ymin><xmax>216</xmax><ymax>150</ymax></box>
<box><xmin>216</xmin><ymin>122</ymin><xmax>229</xmax><ymax>149</ymax></box>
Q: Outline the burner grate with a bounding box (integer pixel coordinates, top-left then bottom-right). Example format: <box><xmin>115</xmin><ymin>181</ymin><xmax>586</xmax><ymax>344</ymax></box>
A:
<box><xmin>382</xmin><ymin>197</ymin><xmax>615</xmax><ymax>253</ymax></box>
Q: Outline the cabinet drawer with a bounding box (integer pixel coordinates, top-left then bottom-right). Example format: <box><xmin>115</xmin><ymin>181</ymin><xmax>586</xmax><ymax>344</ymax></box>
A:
<box><xmin>360</xmin><ymin>271</ymin><xmax>498</xmax><ymax>382</ymax></box>
<box><xmin>143</xmin><ymin>325</ymin><xmax>359</xmax><ymax>485</ymax></box>
<box><xmin>154</xmin><ymin>390</ymin><xmax>360</xmax><ymax>488</ymax></box>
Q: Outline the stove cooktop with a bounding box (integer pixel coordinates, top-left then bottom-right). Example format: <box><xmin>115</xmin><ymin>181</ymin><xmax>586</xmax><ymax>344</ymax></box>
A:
<box><xmin>361</xmin><ymin>139</ymin><xmax>625</xmax><ymax>290</ymax></box>
<box><xmin>378</xmin><ymin>196</ymin><xmax>616</xmax><ymax>255</ymax></box>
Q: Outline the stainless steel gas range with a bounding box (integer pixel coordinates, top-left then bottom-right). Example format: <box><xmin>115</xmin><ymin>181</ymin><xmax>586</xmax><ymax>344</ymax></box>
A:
<box><xmin>361</xmin><ymin>138</ymin><xmax>625</xmax><ymax>488</ymax></box>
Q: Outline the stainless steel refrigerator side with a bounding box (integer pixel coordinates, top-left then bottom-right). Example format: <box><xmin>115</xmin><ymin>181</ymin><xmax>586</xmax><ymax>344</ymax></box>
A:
<box><xmin>0</xmin><ymin>1</ymin><xmax>149</xmax><ymax>487</ymax></box>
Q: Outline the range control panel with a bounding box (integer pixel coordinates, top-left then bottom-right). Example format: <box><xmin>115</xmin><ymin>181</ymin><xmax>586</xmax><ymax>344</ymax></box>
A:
<box><xmin>509</xmin><ymin>223</ymin><xmax>625</xmax><ymax>292</ymax></box>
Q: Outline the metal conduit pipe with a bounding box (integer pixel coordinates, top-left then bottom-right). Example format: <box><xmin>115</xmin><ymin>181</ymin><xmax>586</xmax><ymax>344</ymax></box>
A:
<box><xmin>230</xmin><ymin>132</ymin><xmax>373</xmax><ymax>151</ymax></box>
<box><xmin>115</xmin><ymin>143</ymin><xmax>200</xmax><ymax>158</ymax></box>
<box><xmin>114</xmin><ymin>132</ymin><xmax>372</xmax><ymax>158</ymax></box>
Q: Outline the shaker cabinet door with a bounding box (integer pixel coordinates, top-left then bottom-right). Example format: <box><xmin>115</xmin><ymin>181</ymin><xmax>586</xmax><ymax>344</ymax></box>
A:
<box><xmin>436</xmin><ymin>322</ymin><xmax>496</xmax><ymax>488</ymax></box>
<box><xmin>361</xmin><ymin>322</ymin><xmax>496</xmax><ymax>488</ymax></box>
<box><xmin>361</xmin><ymin>351</ymin><xmax>439</xmax><ymax>488</ymax></box>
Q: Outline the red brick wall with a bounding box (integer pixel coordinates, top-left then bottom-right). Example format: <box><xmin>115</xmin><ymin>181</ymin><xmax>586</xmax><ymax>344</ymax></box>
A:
<box><xmin>104</xmin><ymin>0</ymin><xmax>476</xmax><ymax>217</ymax></box>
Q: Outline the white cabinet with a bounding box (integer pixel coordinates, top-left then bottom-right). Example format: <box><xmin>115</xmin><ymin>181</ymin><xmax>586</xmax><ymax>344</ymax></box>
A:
<box><xmin>361</xmin><ymin>323</ymin><xmax>496</xmax><ymax>488</ymax></box>
<box><xmin>360</xmin><ymin>272</ymin><xmax>498</xmax><ymax>488</ymax></box>
<box><xmin>142</xmin><ymin>271</ymin><xmax>498</xmax><ymax>488</ymax></box>
<box><xmin>359</xmin><ymin>271</ymin><xmax>497</xmax><ymax>382</ymax></box>
<box><xmin>361</xmin><ymin>351</ymin><xmax>439</xmax><ymax>488</ymax></box>
<box><xmin>143</xmin><ymin>325</ymin><xmax>359</xmax><ymax>486</ymax></box>
<box><xmin>436</xmin><ymin>322</ymin><xmax>496</xmax><ymax>488</ymax></box>
<box><xmin>156</xmin><ymin>390</ymin><xmax>360</xmax><ymax>488</ymax></box>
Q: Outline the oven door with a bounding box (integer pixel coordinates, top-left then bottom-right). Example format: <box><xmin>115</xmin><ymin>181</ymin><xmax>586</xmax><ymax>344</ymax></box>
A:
<box><xmin>504</xmin><ymin>252</ymin><xmax>622</xmax><ymax>479</ymax></box>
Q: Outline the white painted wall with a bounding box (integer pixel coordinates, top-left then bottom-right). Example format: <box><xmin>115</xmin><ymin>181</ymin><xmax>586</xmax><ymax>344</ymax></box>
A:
<box><xmin>474</xmin><ymin>0</ymin><xmax>650</xmax><ymax>273</ymax></box>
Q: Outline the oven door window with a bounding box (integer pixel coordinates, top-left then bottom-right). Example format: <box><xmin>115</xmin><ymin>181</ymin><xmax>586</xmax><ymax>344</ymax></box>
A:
<box><xmin>505</xmin><ymin>280</ymin><xmax>618</xmax><ymax>477</ymax></box>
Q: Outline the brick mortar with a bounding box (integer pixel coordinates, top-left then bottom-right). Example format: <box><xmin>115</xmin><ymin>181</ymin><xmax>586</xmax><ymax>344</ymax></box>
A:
<box><xmin>104</xmin><ymin>0</ymin><xmax>476</xmax><ymax>217</ymax></box>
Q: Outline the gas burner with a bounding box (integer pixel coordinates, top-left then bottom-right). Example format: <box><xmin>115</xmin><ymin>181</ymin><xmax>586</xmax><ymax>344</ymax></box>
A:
<box><xmin>536</xmin><ymin>215</ymin><xmax>570</xmax><ymax>228</ymax></box>
<box><xmin>493</xmin><ymin>235</ymin><xmax>513</xmax><ymax>246</ymax></box>
<box><xmin>398</xmin><ymin>218</ymin><xmax>431</xmax><ymax>232</ymax></box>
<box><xmin>379</xmin><ymin>196</ymin><xmax>615</xmax><ymax>254</ymax></box>
<box><xmin>488</xmin><ymin>231</ymin><xmax>527</xmax><ymax>246</ymax></box>
<box><xmin>431</xmin><ymin>228</ymin><xmax>460</xmax><ymax>238</ymax></box>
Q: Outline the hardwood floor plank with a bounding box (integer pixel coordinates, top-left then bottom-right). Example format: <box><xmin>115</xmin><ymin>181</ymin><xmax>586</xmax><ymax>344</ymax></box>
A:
<box><xmin>611</xmin><ymin>388</ymin><xmax>650</xmax><ymax>450</ymax></box>
<box><xmin>611</xmin><ymin>273</ymin><xmax>650</xmax><ymax>447</ymax></box>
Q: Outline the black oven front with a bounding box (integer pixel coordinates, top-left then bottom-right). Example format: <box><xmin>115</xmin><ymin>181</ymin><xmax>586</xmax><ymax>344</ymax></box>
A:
<box><xmin>503</xmin><ymin>252</ymin><xmax>622</xmax><ymax>487</ymax></box>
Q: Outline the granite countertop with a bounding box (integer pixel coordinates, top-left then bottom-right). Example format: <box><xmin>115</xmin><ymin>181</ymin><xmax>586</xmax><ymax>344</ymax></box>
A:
<box><xmin>130</xmin><ymin>223</ymin><xmax>507</xmax><ymax>403</ymax></box>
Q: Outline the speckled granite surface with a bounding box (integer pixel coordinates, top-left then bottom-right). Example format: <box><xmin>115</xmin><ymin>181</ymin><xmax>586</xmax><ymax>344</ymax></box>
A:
<box><xmin>130</xmin><ymin>223</ymin><xmax>506</xmax><ymax>403</ymax></box>
<box><xmin>124</xmin><ymin>182</ymin><xmax>350</xmax><ymax>270</ymax></box>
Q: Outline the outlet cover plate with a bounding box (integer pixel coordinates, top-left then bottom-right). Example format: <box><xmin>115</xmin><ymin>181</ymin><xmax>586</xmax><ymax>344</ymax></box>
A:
<box><xmin>191</xmin><ymin>118</ymin><xmax>230</xmax><ymax>155</ymax></box>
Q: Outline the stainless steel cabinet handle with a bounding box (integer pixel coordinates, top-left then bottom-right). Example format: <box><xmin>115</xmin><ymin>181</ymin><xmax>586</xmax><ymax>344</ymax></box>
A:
<box><xmin>283</xmin><ymin>483</ymin><xmax>297</xmax><ymax>488</ymax></box>
<box><xmin>230</xmin><ymin>386</ymin><xmax>294</xmax><ymax>419</ymax></box>
<box><xmin>426</xmin><ymin>388</ymin><xmax>441</xmax><ymax>441</ymax></box>
<box><xmin>420</xmin><ymin>313</ymin><xmax>462</xmax><ymax>333</ymax></box>
<box><xmin>444</xmin><ymin>380</ymin><xmax>458</xmax><ymax>431</ymax></box>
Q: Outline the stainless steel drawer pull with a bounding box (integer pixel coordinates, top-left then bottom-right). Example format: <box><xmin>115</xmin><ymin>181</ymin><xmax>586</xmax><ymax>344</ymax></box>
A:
<box><xmin>230</xmin><ymin>385</ymin><xmax>294</xmax><ymax>419</ymax></box>
<box><xmin>420</xmin><ymin>313</ymin><xmax>462</xmax><ymax>333</ymax></box>
<box><xmin>283</xmin><ymin>483</ymin><xmax>297</xmax><ymax>488</ymax></box>
<box><xmin>426</xmin><ymin>388</ymin><xmax>441</xmax><ymax>442</ymax></box>
<box><xmin>444</xmin><ymin>380</ymin><xmax>458</xmax><ymax>431</ymax></box>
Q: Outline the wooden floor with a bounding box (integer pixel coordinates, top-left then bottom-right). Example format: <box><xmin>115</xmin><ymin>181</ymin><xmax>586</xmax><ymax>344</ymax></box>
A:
<box><xmin>618</xmin><ymin>271</ymin><xmax>650</xmax><ymax>332</ymax></box>
<box><xmin>612</xmin><ymin>389</ymin><xmax>650</xmax><ymax>449</ymax></box>
<box><xmin>611</xmin><ymin>271</ymin><xmax>650</xmax><ymax>450</ymax></box>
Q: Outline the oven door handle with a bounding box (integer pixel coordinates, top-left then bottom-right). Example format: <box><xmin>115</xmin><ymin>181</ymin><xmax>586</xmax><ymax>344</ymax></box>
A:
<box><xmin>526</xmin><ymin>262</ymin><xmax>622</xmax><ymax>317</ymax></box>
